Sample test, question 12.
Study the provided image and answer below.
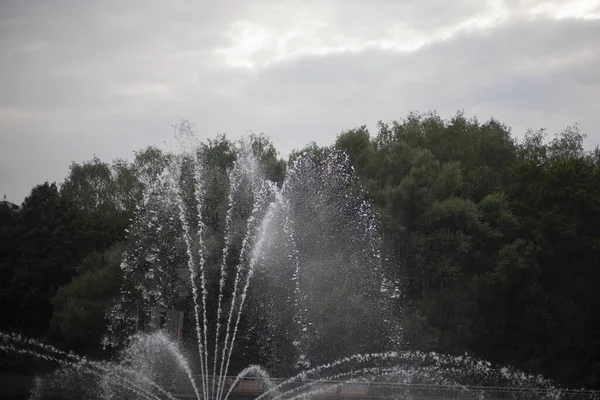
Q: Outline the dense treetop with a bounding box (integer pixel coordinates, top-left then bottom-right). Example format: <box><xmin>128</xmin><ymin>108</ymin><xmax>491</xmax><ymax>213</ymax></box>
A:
<box><xmin>1</xmin><ymin>111</ymin><xmax>599</xmax><ymax>388</ymax></box>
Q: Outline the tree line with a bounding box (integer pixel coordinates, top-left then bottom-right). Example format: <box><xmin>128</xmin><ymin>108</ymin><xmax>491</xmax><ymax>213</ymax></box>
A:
<box><xmin>1</xmin><ymin>112</ymin><xmax>599</xmax><ymax>388</ymax></box>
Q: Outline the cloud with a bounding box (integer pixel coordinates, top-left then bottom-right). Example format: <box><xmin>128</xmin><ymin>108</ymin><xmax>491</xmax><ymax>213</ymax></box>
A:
<box><xmin>0</xmin><ymin>0</ymin><xmax>599</xmax><ymax>202</ymax></box>
<box><xmin>200</xmin><ymin>16</ymin><xmax>600</xmax><ymax>148</ymax></box>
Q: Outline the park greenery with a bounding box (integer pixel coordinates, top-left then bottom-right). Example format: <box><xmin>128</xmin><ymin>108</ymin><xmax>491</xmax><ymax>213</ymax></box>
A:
<box><xmin>1</xmin><ymin>111</ymin><xmax>599</xmax><ymax>388</ymax></box>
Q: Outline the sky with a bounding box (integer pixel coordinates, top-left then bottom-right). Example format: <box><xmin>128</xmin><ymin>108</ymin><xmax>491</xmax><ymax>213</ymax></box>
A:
<box><xmin>1</xmin><ymin>0</ymin><xmax>599</xmax><ymax>203</ymax></box>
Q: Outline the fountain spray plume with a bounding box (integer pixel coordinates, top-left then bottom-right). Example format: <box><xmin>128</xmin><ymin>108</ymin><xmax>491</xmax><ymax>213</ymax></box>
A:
<box><xmin>212</xmin><ymin>162</ymin><xmax>242</xmax><ymax>398</ymax></box>
<box><xmin>193</xmin><ymin>147</ymin><xmax>211</xmax><ymax>400</ymax></box>
<box><xmin>168</xmin><ymin>157</ymin><xmax>208</xmax><ymax>400</ymax></box>
<box><xmin>218</xmin><ymin>186</ymin><xmax>281</xmax><ymax>400</ymax></box>
<box><xmin>216</xmin><ymin>148</ymin><xmax>276</xmax><ymax>400</ymax></box>
<box><xmin>282</xmin><ymin>197</ymin><xmax>310</xmax><ymax>370</ymax></box>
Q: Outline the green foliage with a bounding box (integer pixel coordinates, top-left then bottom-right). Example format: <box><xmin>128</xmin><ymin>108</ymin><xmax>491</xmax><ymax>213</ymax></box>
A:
<box><xmin>0</xmin><ymin>183</ymin><xmax>80</xmax><ymax>337</ymax></box>
<box><xmin>335</xmin><ymin>126</ymin><xmax>374</xmax><ymax>175</ymax></box>
<box><xmin>249</xmin><ymin>132</ymin><xmax>287</xmax><ymax>184</ymax></box>
<box><xmin>335</xmin><ymin>112</ymin><xmax>600</xmax><ymax>387</ymax></box>
<box><xmin>61</xmin><ymin>157</ymin><xmax>116</xmax><ymax>213</ymax></box>
<box><xmin>49</xmin><ymin>246</ymin><xmax>123</xmax><ymax>356</ymax></box>
<box><xmin>133</xmin><ymin>146</ymin><xmax>172</xmax><ymax>185</ymax></box>
<box><xmin>288</xmin><ymin>142</ymin><xmax>335</xmax><ymax>165</ymax></box>
<box><xmin>2</xmin><ymin>118</ymin><xmax>600</xmax><ymax>388</ymax></box>
<box><xmin>489</xmin><ymin>127</ymin><xmax>600</xmax><ymax>386</ymax></box>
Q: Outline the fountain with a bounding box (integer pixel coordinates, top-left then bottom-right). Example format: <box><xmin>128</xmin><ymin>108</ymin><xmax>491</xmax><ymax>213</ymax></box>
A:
<box><xmin>0</xmin><ymin>127</ymin><xmax>583</xmax><ymax>399</ymax></box>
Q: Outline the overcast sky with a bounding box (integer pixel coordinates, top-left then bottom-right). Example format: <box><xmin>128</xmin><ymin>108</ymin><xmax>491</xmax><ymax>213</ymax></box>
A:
<box><xmin>1</xmin><ymin>0</ymin><xmax>599</xmax><ymax>203</ymax></box>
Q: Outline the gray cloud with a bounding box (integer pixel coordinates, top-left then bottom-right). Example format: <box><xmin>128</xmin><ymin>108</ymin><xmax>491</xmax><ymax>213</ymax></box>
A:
<box><xmin>208</xmin><ymin>17</ymin><xmax>600</xmax><ymax>148</ymax></box>
<box><xmin>1</xmin><ymin>0</ymin><xmax>599</xmax><ymax>202</ymax></box>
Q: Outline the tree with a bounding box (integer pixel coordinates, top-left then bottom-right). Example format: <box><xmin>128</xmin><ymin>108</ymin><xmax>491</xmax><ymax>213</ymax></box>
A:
<box><xmin>48</xmin><ymin>245</ymin><xmax>123</xmax><ymax>356</ymax></box>
<box><xmin>0</xmin><ymin>183</ymin><xmax>80</xmax><ymax>337</ymax></box>
<box><xmin>489</xmin><ymin>126</ymin><xmax>600</xmax><ymax>386</ymax></box>
<box><xmin>249</xmin><ymin>133</ymin><xmax>286</xmax><ymax>185</ymax></box>
<box><xmin>335</xmin><ymin>126</ymin><xmax>374</xmax><ymax>175</ymax></box>
<box><xmin>334</xmin><ymin>112</ymin><xmax>525</xmax><ymax>360</ymax></box>
<box><xmin>4</xmin><ymin>118</ymin><xmax>600</xmax><ymax>389</ymax></box>
<box><xmin>61</xmin><ymin>157</ymin><xmax>116</xmax><ymax>213</ymax></box>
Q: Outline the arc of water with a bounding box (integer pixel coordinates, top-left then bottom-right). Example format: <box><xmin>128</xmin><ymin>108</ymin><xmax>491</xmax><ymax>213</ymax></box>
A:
<box><xmin>223</xmin><ymin>365</ymin><xmax>280</xmax><ymax>400</ymax></box>
<box><xmin>193</xmin><ymin>151</ymin><xmax>211</xmax><ymax>400</ymax></box>
<box><xmin>138</xmin><ymin>331</ymin><xmax>203</xmax><ymax>400</ymax></box>
<box><xmin>278</xmin><ymin>366</ymin><xmax>407</xmax><ymax>400</ymax></box>
<box><xmin>218</xmin><ymin>188</ymin><xmax>281</xmax><ymax>400</ymax></box>
<box><xmin>215</xmin><ymin>184</ymin><xmax>271</xmax><ymax>400</ymax></box>
<box><xmin>170</xmin><ymin>161</ymin><xmax>207</xmax><ymax>400</ymax></box>
<box><xmin>214</xmin><ymin>238</ymin><xmax>249</xmax><ymax>400</ymax></box>
<box><xmin>254</xmin><ymin>351</ymin><xmax>404</xmax><ymax>400</ymax></box>
<box><xmin>212</xmin><ymin>165</ymin><xmax>241</xmax><ymax>399</ymax></box>
<box><xmin>1</xmin><ymin>333</ymin><xmax>180</xmax><ymax>400</ymax></box>
<box><xmin>264</xmin><ymin>349</ymin><xmax>554</xmax><ymax>400</ymax></box>
<box><xmin>0</xmin><ymin>344</ymin><xmax>162</xmax><ymax>400</ymax></box>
